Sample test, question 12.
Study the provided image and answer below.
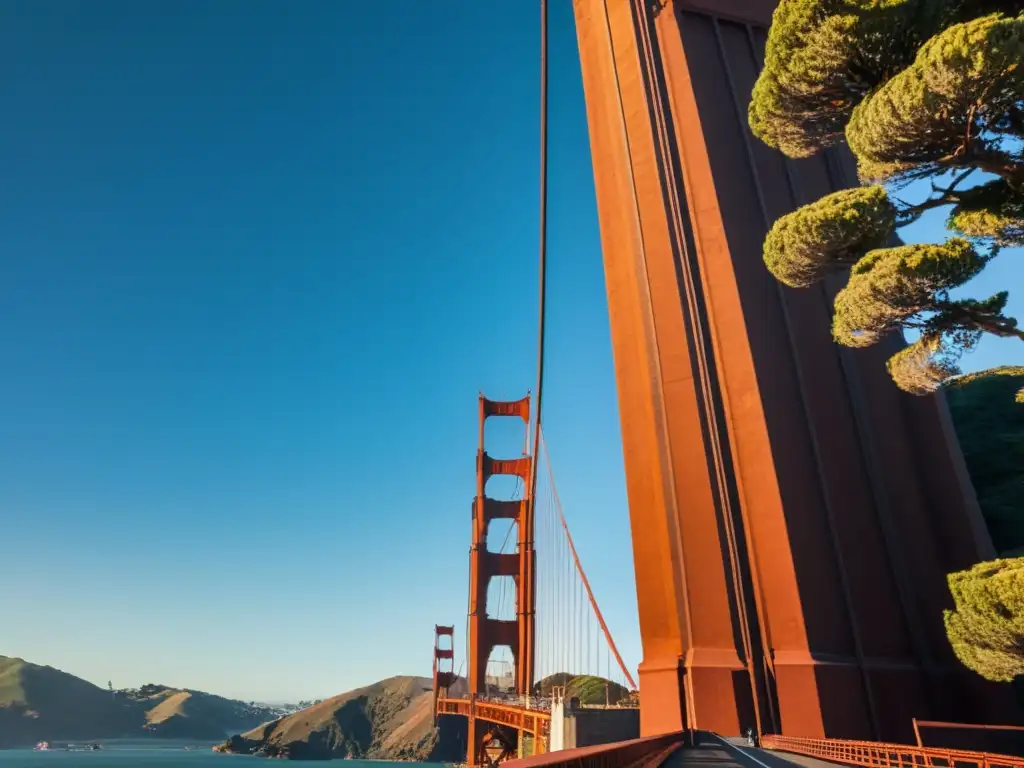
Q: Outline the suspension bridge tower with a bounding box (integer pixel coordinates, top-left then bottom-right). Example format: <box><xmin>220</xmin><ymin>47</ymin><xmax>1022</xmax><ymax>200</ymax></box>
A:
<box><xmin>466</xmin><ymin>394</ymin><xmax>535</xmax><ymax>763</ymax></box>
<box><xmin>572</xmin><ymin>0</ymin><xmax>1017</xmax><ymax>745</ymax></box>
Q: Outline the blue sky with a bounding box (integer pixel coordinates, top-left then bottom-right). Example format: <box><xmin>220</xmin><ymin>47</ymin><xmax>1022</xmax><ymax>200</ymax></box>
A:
<box><xmin>1</xmin><ymin>2</ymin><xmax>1020</xmax><ymax>704</ymax></box>
<box><xmin>0</xmin><ymin>0</ymin><xmax>637</xmax><ymax>702</ymax></box>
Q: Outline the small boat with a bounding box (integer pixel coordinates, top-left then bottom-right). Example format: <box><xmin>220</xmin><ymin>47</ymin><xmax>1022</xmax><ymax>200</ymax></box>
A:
<box><xmin>33</xmin><ymin>741</ymin><xmax>50</xmax><ymax>751</ymax></box>
<box><xmin>63</xmin><ymin>743</ymin><xmax>102</xmax><ymax>752</ymax></box>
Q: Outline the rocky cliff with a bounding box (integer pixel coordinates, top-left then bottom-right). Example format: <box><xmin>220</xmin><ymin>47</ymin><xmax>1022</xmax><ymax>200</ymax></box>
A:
<box><xmin>217</xmin><ymin>675</ymin><xmax>468</xmax><ymax>761</ymax></box>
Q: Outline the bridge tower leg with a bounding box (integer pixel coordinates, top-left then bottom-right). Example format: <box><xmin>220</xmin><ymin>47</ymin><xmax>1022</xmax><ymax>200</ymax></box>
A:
<box><xmin>572</xmin><ymin>0</ymin><xmax>1017</xmax><ymax>745</ymax></box>
<box><xmin>466</xmin><ymin>394</ymin><xmax>534</xmax><ymax>765</ymax></box>
<box><xmin>432</xmin><ymin>625</ymin><xmax>455</xmax><ymax>726</ymax></box>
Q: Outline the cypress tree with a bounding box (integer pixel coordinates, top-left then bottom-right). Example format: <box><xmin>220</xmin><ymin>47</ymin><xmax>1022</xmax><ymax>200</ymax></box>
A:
<box><xmin>750</xmin><ymin>2</ymin><xmax>1024</xmax><ymax>398</ymax></box>
<box><xmin>945</xmin><ymin>558</ymin><xmax>1024</xmax><ymax>682</ymax></box>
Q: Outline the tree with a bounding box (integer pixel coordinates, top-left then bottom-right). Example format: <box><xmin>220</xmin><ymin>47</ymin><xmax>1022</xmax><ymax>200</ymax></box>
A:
<box><xmin>944</xmin><ymin>558</ymin><xmax>1024</xmax><ymax>682</ymax></box>
<box><xmin>751</xmin><ymin>3</ymin><xmax>1024</xmax><ymax>401</ymax></box>
<box><xmin>533</xmin><ymin>673</ymin><xmax>630</xmax><ymax>705</ymax></box>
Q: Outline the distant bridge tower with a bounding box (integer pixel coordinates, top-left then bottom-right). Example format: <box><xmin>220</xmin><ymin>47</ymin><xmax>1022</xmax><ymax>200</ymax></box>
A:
<box><xmin>466</xmin><ymin>394</ymin><xmax>535</xmax><ymax>764</ymax></box>
<box><xmin>432</xmin><ymin>625</ymin><xmax>455</xmax><ymax>725</ymax></box>
<box><xmin>468</xmin><ymin>394</ymin><xmax>535</xmax><ymax>697</ymax></box>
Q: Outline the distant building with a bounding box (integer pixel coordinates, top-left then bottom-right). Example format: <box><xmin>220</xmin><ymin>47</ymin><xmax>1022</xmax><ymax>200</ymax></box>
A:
<box><xmin>484</xmin><ymin>672</ymin><xmax>514</xmax><ymax>691</ymax></box>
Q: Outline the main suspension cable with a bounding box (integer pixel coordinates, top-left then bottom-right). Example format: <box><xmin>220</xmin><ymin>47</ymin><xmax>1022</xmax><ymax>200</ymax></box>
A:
<box><xmin>527</xmin><ymin>0</ymin><xmax>548</xmax><ymax>524</ymax></box>
<box><xmin>525</xmin><ymin>0</ymin><xmax>549</xmax><ymax>692</ymax></box>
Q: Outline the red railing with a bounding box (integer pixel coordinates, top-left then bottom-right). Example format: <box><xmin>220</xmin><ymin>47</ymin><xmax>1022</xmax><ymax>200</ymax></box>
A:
<box><xmin>503</xmin><ymin>731</ymin><xmax>686</xmax><ymax>768</ymax></box>
<box><xmin>762</xmin><ymin>734</ymin><xmax>1024</xmax><ymax>768</ymax></box>
<box><xmin>913</xmin><ymin>720</ymin><xmax>1024</xmax><ymax>752</ymax></box>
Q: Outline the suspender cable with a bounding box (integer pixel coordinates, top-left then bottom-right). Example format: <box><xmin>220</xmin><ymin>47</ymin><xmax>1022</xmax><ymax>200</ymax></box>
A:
<box><xmin>541</xmin><ymin>429</ymin><xmax>638</xmax><ymax>690</ymax></box>
<box><xmin>525</xmin><ymin>0</ymin><xmax>549</xmax><ymax>692</ymax></box>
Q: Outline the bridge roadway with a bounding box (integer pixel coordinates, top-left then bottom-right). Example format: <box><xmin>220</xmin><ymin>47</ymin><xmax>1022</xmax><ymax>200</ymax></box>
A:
<box><xmin>686</xmin><ymin>734</ymin><xmax>841</xmax><ymax>768</ymax></box>
<box><xmin>441</xmin><ymin>696</ymin><xmax>847</xmax><ymax>768</ymax></box>
<box><xmin>659</xmin><ymin>734</ymin><xmax>843</xmax><ymax>768</ymax></box>
<box><xmin>498</xmin><ymin>729</ymin><xmax>847</xmax><ymax>768</ymax></box>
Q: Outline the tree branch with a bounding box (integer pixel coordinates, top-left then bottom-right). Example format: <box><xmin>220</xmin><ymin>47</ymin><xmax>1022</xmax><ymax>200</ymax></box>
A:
<box><xmin>895</xmin><ymin>193</ymin><xmax>962</xmax><ymax>226</ymax></box>
<box><xmin>936</xmin><ymin>302</ymin><xmax>1024</xmax><ymax>341</ymax></box>
<box><xmin>965</xmin><ymin>146</ymin><xmax>1024</xmax><ymax>188</ymax></box>
<box><xmin>893</xmin><ymin>168</ymin><xmax>983</xmax><ymax>227</ymax></box>
<box><xmin>940</xmin><ymin>167</ymin><xmax>977</xmax><ymax>196</ymax></box>
<box><xmin>934</xmin><ymin>142</ymin><xmax>1024</xmax><ymax>189</ymax></box>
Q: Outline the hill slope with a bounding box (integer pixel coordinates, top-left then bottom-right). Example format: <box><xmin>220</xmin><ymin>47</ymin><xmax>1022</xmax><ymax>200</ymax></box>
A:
<box><xmin>0</xmin><ymin>656</ymin><xmax>140</xmax><ymax>747</ymax></box>
<box><xmin>535</xmin><ymin>673</ymin><xmax>633</xmax><ymax>706</ymax></box>
<box><xmin>123</xmin><ymin>683</ymin><xmax>280</xmax><ymax>740</ymax></box>
<box><xmin>217</xmin><ymin>675</ymin><xmax>468</xmax><ymax>761</ymax></box>
<box><xmin>946</xmin><ymin>366</ymin><xmax>1024</xmax><ymax>554</ymax></box>
<box><xmin>0</xmin><ymin>656</ymin><xmax>279</xmax><ymax>748</ymax></box>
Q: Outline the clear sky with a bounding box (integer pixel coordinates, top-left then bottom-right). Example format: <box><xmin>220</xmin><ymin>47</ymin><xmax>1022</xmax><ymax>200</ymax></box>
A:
<box><xmin>0</xmin><ymin>0</ymin><xmax>638</xmax><ymax>703</ymax></box>
<box><xmin>1</xmin><ymin>1</ymin><xmax>1020</xmax><ymax>705</ymax></box>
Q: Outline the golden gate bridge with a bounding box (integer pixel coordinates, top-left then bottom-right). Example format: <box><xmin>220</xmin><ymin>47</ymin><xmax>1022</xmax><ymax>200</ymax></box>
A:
<box><xmin>421</xmin><ymin>0</ymin><xmax>1024</xmax><ymax>766</ymax></box>
<box><xmin>426</xmin><ymin>3</ymin><xmax>637</xmax><ymax>760</ymax></box>
<box><xmin>429</xmin><ymin>395</ymin><xmax>638</xmax><ymax>765</ymax></box>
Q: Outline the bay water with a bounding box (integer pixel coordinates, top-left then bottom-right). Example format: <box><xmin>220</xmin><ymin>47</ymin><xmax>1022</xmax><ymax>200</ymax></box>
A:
<box><xmin>0</xmin><ymin>740</ymin><xmax>447</xmax><ymax>767</ymax></box>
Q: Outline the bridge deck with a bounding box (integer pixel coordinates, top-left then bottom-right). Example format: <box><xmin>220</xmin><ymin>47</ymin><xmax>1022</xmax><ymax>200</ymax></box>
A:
<box><xmin>437</xmin><ymin>696</ymin><xmax>552</xmax><ymax>738</ymax></box>
<box><xmin>498</xmin><ymin>729</ymin><xmax>849</xmax><ymax>768</ymax></box>
<box><xmin>442</xmin><ymin>698</ymin><xmax>852</xmax><ymax>768</ymax></box>
<box><xmin>683</xmin><ymin>734</ymin><xmax>845</xmax><ymax>768</ymax></box>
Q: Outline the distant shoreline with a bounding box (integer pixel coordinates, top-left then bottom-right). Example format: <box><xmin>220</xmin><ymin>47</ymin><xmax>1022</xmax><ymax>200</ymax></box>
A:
<box><xmin>0</xmin><ymin>737</ymin><xmax>222</xmax><ymax>751</ymax></box>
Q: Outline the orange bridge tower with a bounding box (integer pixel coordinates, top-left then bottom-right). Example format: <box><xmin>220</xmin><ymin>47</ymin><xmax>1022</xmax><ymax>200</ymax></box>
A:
<box><xmin>432</xmin><ymin>625</ymin><xmax>455</xmax><ymax>725</ymax></box>
<box><xmin>466</xmin><ymin>394</ymin><xmax>536</xmax><ymax>763</ymax></box>
<box><xmin>571</xmin><ymin>0</ymin><xmax>1017</xmax><ymax>743</ymax></box>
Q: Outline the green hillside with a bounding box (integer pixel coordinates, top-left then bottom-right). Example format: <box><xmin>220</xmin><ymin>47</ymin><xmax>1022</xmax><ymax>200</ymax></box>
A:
<box><xmin>0</xmin><ymin>656</ymin><xmax>140</xmax><ymax>747</ymax></box>
<box><xmin>946</xmin><ymin>367</ymin><xmax>1024</xmax><ymax>554</ymax></box>
<box><xmin>534</xmin><ymin>673</ymin><xmax>632</xmax><ymax>706</ymax></box>
<box><xmin>0</xmin><ymin>655</ymin><xmax>279</xmax><ymax>748</ymax></box>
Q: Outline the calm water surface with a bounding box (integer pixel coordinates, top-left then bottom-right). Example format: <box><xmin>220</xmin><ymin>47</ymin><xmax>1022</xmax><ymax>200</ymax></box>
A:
<box><xmin>0</xmin><ymin>741</ymin><xmax>445</xmax><ymax>767</ymax></box>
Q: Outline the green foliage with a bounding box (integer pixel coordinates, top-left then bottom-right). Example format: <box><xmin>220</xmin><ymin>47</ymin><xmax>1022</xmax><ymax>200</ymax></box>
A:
<box><xmin>949</xmin><ymin>180</ymin><xmax>1024</xmax><ymax>246</ymax></box>
<box><xmin>750</xmin><ymin>0</ymin><xmax>1024</xmax><ymax>158</ymax></box>
<box><xmin>752</xmin><ymin>2</ymin><xmax>1024</xmax><ymax>397</ymax></box>
<box><xmin>832</xmin><ymin>238</ymin><xmax>987</xmax><ymax>346</ymax></box>
<box><xmin>763</xmin><ymin>186</ymin><xmax>896</xmax><ymax>287</ymax></box>
<box><xmin>944</xmin><ymin>557</ymin><xmax>1024</xmax><ymax>682</ymax></box>
<box><xmin>946</xmin><ymin>367</ymin><xmax>1024</xmax><ymax>552</ymax></box>
<box><xmin>886</xmin><ymin>333</ymin><xmax>963</xmax><ymax>394</ymax></box>
<box><xmin>569</xmin><ymin>675</ymin><xmax>624</xmax><ymax>706</ymax></box>
<box><xmin>533</xmin><ymin>673</ymin><xmax>630</xmax><ymax>706</ymax></box>
<box><xmin>749</xmin><ymin>0</ymin><xmax>934</xmax><ymax>157</ymax></box>
<box><xmin>846</xmin><ymin>14</ymin><xmax>1024</xmax><ymax>184</ymax></box>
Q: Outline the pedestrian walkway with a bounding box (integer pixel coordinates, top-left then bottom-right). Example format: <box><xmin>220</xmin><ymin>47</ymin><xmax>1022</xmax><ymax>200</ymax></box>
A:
<box><xmin>671</xmin><ymin>733</ymin><xmax>847</xmax><ymax>768</ymax></box>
